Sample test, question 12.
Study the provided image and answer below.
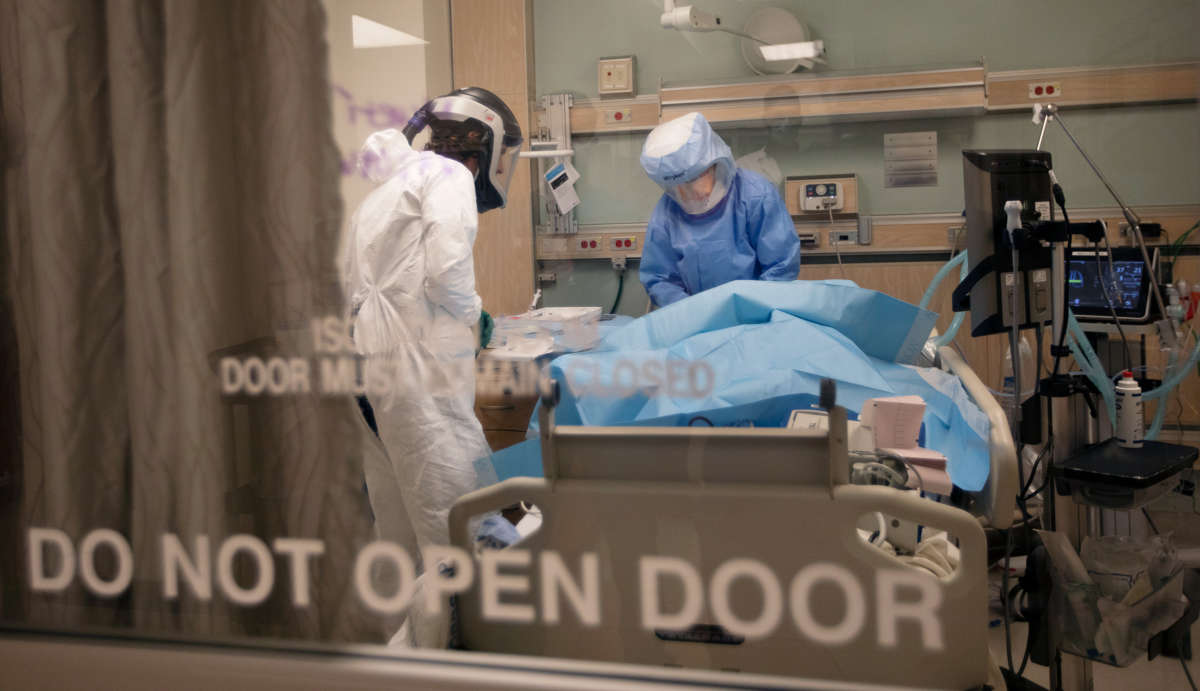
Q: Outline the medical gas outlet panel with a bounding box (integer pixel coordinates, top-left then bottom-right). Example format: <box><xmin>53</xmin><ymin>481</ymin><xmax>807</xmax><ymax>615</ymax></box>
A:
<box><xmin>801</xmin><ymin>182</ymin><xmax>843</xmax><ymax>211</ymax></box>
<box><xmin>786</xmin><ymin>174</ymin><xmax>868</xmax><ymax>247</ymax></box>
<box><xmin>786</xmin><ymin>174</ymin><xmax>858</xmax><ymax>216</ymax></box>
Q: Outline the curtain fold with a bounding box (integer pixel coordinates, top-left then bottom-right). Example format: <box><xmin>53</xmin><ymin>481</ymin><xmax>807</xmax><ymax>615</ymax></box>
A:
<box><xmin>2</xmin><ymin>0</ymin><xmax>381</xmax><ymax>642</ymax></box>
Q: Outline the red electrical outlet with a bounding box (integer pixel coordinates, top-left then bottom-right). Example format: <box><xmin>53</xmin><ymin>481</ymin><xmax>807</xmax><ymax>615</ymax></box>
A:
<box><xmin>1027</xmin><ymin>81</ymin><xmax>1063</xmax><ymax>99</ymax></box>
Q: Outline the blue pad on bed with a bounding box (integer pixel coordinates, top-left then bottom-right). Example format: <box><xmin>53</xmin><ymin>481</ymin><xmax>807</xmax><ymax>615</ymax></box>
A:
<box><xmin>501</xmin><ymin>280</ymin><xmax>991</xmax><ymax>491</ymax></box>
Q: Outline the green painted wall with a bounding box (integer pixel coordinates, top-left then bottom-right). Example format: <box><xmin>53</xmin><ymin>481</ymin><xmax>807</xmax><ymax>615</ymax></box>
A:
<box><xmin>533</xmin><ymin>0</ymin><xmax>1200</xmax><ymax>314</ymax></box>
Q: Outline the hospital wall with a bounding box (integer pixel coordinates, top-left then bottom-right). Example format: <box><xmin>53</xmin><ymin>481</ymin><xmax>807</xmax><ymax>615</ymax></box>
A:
<box><xmin>528</xmin><ymin>0</ymin><xmax>1200</xmax><ymax>422</ymax></box>
<box><xmin>323</xmin><ymin>0</ymin><xmax>452</xmax><ymax>251</ymax></box>
<box><xmin>533</xmin><ymin>0</ymin><xmax>1198</xmax><ymax>218</ymax></box>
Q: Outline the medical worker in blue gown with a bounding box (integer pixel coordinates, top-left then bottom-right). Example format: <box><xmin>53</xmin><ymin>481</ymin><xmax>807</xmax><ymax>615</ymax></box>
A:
<box><xmin>639</xmin><ymin>112</ymin><xmax>800</xmax><ymax>307</ymax></box>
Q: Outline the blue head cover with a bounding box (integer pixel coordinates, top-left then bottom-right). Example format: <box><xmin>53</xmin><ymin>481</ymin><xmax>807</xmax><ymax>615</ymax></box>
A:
<box><xmin>640</xmin><ymin>112</ymin><xmax>735</xmax><ymax>213</ymax></box>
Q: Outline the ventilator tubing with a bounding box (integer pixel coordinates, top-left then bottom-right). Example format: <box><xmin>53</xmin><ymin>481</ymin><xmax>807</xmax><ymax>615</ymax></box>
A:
<box><xmin>1146</xmin><ymin>349</ymin><xmax>1175</xmax><ymax>441</ymax></box>
<box><xmin>920</xmin><ymin>250</ymin><xmax>966</xmax><ymax>309</ymax></box>
<box><xmin>1143</xmin><ymin>335</ymin><xmax>1200</xmax><ymax>401</ymax></box>
<box><xmin>922</xmin><ymin>245</ymin><xmax>1198</xmax><ymax>435</ymax></box>
<box><xmin>1144</xmin><ymin>335</ymin><xmax>1200</xmax><ymax>440</ymax></box>
<box><xmin>1066</xmin><ymin>310</ymin><xmax>1117</xmax><ymax>424</ymax></box>
<box><xmin>921</xmin><ymin>250</ymin><xmax>968</xmax><ymax>347</ymax></box>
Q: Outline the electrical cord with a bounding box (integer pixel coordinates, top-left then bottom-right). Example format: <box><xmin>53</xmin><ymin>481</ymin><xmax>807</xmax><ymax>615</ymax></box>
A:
<box><xmin>1049</xmin><ymin>111</ymin><xmax>1168</xmax><ymax>321</ymax></box>
<box><xmin>1052</xmin><ymin>184</ymin><xmax>1073</xmax><ymax>380</ymax></box>
<box><xmin>1002</xmin><ymin>527</ymin><xmax>1015</xmax><ymax>672</ymax></box>
<box><xmin>1183</xmin><ymin>656</ymin><xmax>1199</xmax><ymax>691</ymax></box>
<box><xmin>828</xmin><ymin>205</ymin><xmax>846</xmax><ymax>278</ymax></box>
<box><xmin>1004</xmin><ymin>246</ymin><xmax>1021</xmax><ymax>676</ymax></box>
<box><xmin>874</xmin><ymin>451</ymin><xmax>927</xmax><ymax>496</ymax></box>
<box><xmin>1167</xmin><ymin>219</ymin><xmax>1199</xmax><ymax>275</ymax></box>
<box><xmin>1095</xmin><ymin>224</ymin><xmax>1133</xmax><ymax>372</ymax></box>
<box><xmin>852</xmin><ymin>461</ymin><xmax>908</xmax><ymax>489</ymax></box>
<box><xmin>1142</xmin><ymin>507</ymin><xmax>1160</xmax><ymax>536</ymax></box>
<box><xmin>1035</xmin><ymin>325</ymin><xmax>1045</xmax><ymax>399</ymax></box>
<box><xmin>1021</xmin><ymin>439</ymin><xmax>1054</xmax><ymax>501</ymax></box>
<box><xmin>1175</xmin><ymin>389</ymin><xmax>1186</xmax><ymax>443</ymax></box>
<box><xmin>611</xmin><ymin>268</ymin><xmax>625</xmax><ymax>314</ymax></box>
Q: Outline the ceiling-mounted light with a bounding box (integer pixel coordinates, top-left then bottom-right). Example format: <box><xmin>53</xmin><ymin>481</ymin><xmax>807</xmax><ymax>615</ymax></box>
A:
<box><xmin>659</xmin><ymin>2</ymin><xmax>825</xmax><ymax>74</ymax></box>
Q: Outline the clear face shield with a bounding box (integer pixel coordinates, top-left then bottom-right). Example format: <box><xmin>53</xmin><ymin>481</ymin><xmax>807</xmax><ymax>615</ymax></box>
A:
<box><xmin>490</xmin><ymin>140</ymin><xmax>523</xmax><ymax>200</ymax></box>
<box><xmin>667</xmin><ymin>164</ymin><xmax>730</xmax><ymax>216</ymax></box>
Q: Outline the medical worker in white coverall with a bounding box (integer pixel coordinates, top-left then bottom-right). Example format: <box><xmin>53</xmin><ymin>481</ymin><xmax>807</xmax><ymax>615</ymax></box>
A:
<box><xmin>342</xmin><ymin>87</ymin><xmax>523</xmax><ymax>558</ymax></box>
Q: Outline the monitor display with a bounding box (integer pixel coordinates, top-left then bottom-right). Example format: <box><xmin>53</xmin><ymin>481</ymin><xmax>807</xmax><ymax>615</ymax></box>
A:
<box><xmin>1066</xmin><ymin>248</ymin><xmax>1155</xmax><ymax>321</ymax></box>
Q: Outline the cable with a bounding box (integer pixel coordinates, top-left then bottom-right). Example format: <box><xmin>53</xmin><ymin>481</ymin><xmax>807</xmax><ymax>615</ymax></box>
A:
<box><xmin>1175</xmin><ymin>390</ymin><xmax>1186</xmax><ymax>443</ymax></box>
<box><xmin>1035</xmin><ymin>325</ymin><xmax>1045</xmax><ymax>400</ymax></box>
<box><xmin>829</xmin><ymin>205</ymin><xmax>846</xmax><ymax>278</ymax></box>
<box><xmin>610</xmin><ymin>268</ymin><xmax>625</xmax><ymax>314</ymax></box>
<box><xmin>997</xmin><ymin>210</ymin><xmax>1027</xmax><ymax>671</ymax></box>
<box><xmin>898</xmin><ymin>458</ymin><xmax>926</xmax><ymax>496</ymax></box>
<box><xmin>1052</xmin><ymin>197</ymin><xmax>1073</xmax><ymax>379</ymax></box>
<box><xmin>715</xmin><ymin>26</ymin><xmax>768</xmax><ymax>44</ymax></box>
<box><xmin>1002</xmin><ymin>528</ymin><xmax>1015</xmax><ymax>672</ymax></box>
<box><xmin>1023</xmin><ymin>476</ymin><xmax>1051</xmax><ymax>500</ymax></box>
<box><xmin>1183</xmin><ymin>656</ymin><xmax>1198</xmax><ymax>691</ymax></box>
<box><xmin>1168</xmin><ymin>219</ymin><xmax>1199</xmax><ymax>274</ymax></box>
<box><xmin>1050</xmin><ymin>111</ymin><xmax>1168</xmax><ymax>321</ymax></box>
<box><xmin>687</xmin><ymin>415</ymin><xmax>714</xmax><ymax>427</ymax></box>
<box><xmin>1036</xmin><ymin>129</ymin><xmax>1072</xmax><ymax>386</ymax></box>
<box><xmin>1021</xmin><ymin>439</ymin><xmax>1054</xmax><ymax>500</ymax></box>
<box><xmin>1142</xmin><ymin>507</ymin><xmax>1160</xmax><ymax>535</ymax></box>
<box><xmin>1095</xmin><ymin>232</ymin><xmax>1133</xmax><ymax>373</ymax></box>
<box><xmin>852</xmin><ymin>461</ymin><xmax>908</xmax><ymax>489</ymax></box>
<box><xmin>1017</xmin><ymin>635</ymin><xmax>1033</xmax><ymax>678</ymax></box>
<box><xmin>873</xmin><ymin>452</ymin><xmax>926</xmax><ymax>495</ymax></box>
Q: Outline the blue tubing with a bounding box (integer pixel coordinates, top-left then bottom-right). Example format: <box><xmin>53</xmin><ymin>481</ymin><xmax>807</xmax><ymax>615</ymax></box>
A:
<box><xmin>920</xmin><ymin>250</ymin><xmax>967</xmax><ymax>310</ymax></box>
<box><xmin>931</xmin><ymin>255</ymin><xmax>969</xmax><ymax>345</ymax></box>
<box><xmin>1143</xmin><ymin>335</ymin><xmax>1200</xmax><ymax>401</ymax></box>
<box><xmin>1066</xmin><ymin>311</ymin><xmax>1116</xmax><ymax>422</ymax></box>
<box><xmin>923</xmin><ymin>251</ymin><xmax>968</xmax><ymax>346</ymax></box>
<box><xmin>1146</xmin><ymin>350</ymin><xmax>1177</xmax><ymax>441</ymax></box>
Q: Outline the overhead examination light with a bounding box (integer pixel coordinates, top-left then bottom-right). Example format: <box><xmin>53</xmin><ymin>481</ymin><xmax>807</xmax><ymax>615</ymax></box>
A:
<box><xmin>758</xmin><ymin>41</ymin><xmax>824</xmax><ymax>62</ymax></box>
<box><xmin>659</xmin><ymin>2</ymin><xmax>825</xmax><ymax>74</ymax></box>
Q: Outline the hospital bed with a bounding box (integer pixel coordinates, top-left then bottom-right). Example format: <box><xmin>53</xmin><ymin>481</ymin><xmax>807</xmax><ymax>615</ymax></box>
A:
<box><xmin>448</xmin><ymin>344</ymin><xmax>1018</xmax><ymax>689</ymax></box>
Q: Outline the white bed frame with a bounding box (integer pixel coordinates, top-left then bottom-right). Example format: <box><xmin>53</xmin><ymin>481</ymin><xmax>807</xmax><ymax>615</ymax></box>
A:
<box><xmin>449</xmin><ymin>357</ymin><xmax>1019</xmax><ymax>689</ymax></box>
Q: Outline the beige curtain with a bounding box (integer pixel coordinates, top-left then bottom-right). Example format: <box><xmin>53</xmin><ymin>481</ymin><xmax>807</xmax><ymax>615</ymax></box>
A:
<box><xmin>1</xmin><ymin>0</ymin><xmax>382</xmax><ymax>642</ymax></box>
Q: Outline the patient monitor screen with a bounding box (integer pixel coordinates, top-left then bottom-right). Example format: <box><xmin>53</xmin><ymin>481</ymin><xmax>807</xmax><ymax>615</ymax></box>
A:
<box><xmin>1066</xmin><ymin>251</ymin><xmax>1153</xmax><ymax>320</ymax></box>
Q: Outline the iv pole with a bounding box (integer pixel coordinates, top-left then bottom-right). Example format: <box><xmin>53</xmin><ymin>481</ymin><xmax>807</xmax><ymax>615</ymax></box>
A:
<box><xmin>1035</xmin><ymin>104</ymin><xmax>1169</xmax><ymax>335</ymax></box>
<box><xmin>1032</xmin><ymin>102</ymin><xmax>1181</xmax><ymax>691</ymax></box>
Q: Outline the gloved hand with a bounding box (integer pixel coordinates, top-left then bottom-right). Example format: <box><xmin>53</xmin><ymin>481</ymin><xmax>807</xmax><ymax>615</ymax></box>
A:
<box><xmin>478</xmin><ymin>310</ymin><xmax>494</xmax><ymax>350</ymax></box>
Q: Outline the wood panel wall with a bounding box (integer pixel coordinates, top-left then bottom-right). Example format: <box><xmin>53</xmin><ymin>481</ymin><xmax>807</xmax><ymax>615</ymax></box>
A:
<box><xmin>450</xmin><ymin>0</ymin><xmax>535</xmax><ymax>316</ymax></box>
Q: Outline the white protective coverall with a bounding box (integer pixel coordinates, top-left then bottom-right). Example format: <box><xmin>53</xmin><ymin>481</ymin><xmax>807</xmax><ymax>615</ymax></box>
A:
<box><xmin>342</xmin><ymin>128</ymin><xmax>497</xmax><ymax>554</ymax></box>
